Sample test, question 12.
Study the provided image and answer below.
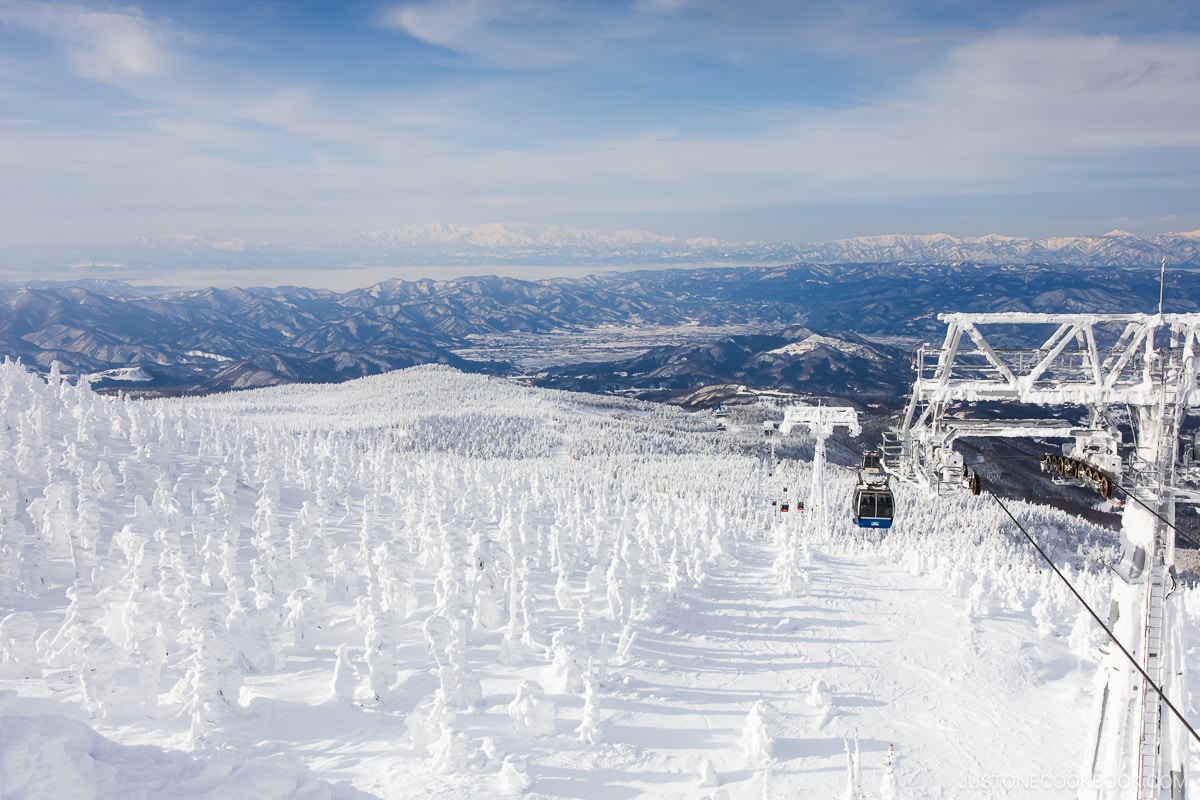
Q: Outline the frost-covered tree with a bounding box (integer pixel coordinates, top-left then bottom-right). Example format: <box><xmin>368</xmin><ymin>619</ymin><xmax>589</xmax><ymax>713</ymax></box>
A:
<box><xmin>742</xmin><ymin>700</ymin><xmax>778</xmax><ymax>765</ymax></box>
<box><xmin>182</xmin><ymin>599</ymin><xmax>241</xmax><ymax>747</ymax></box>
<box><xmin>576</xmin><ymin>658</ymin><xmax>602</xmax><ymax>746</ymax></box>
<box><xmin>329</xmin><ymin>642</ymin><xmax>359</xmax><ymax>703</ymax></box>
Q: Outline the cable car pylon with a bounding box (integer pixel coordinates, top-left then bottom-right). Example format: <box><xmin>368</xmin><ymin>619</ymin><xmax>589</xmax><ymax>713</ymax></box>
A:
<box><xmin>775</xmin><ymin>403</ymin><xmax>861</xmax><ymax>535</ymax></box>
<box><xmin>886</xmin><ymin>311</ymin><xmax>1200</xmax><ymax>799</ymax></box>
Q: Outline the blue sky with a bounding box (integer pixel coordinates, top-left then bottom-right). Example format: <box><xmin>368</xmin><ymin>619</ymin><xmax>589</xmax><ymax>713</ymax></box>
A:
<box><xmin>1</xmin><ymin>0</ymin><xmax>1199</xmax><ymax>248</ymax></box>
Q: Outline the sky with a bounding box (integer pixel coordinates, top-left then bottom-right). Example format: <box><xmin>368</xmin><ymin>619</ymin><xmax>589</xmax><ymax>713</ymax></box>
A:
<box><xmin>1</xmin><ymin>0</ymin><xmax>1199</xmax><ymax>251</ymax></box>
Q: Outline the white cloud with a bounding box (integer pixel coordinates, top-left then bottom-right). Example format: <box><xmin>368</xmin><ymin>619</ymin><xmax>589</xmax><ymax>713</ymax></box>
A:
<box><xmin>915</xmin><ymin>32</ymin><xmax>1200</xmax><ymax>151</ymax></box>
<box><xmin>633</xmin><ymin>0</ymin><xmax>690</xmax><ymax>13</ymax></box>
<box><xmin>383</xmin><ymin>0</ymin><xmax>589</xmax><ymax>69</ymax></box>
<box><xmin>367</xmin><ymin>31</ymin><xmax>1200</xmax><ymax>213</ymax></box>
<box><xmin>0</xmin><ymin>1</ymin><xmax>173</xmax><ymax>84</ymax></box>
<box><xmin>2</xmin><ymin>2</ymin><xmax>1199</xmax><ymax>247</ymax></box>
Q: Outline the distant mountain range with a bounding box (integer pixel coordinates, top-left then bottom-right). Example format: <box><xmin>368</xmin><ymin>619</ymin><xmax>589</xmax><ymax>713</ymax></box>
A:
<box><xmin>4</xmin><ymin>226</ymin><xmax>1200</xmax><ymax>279</ymax></box>
<box><xmin>4</xmin><ymin>261</ymin><xmax>1198</xmax><ymax>404</ymax></box>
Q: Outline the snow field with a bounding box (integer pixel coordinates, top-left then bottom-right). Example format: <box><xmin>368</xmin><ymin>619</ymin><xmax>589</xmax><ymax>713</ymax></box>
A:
<box><xmin>0</xmin><ymin>360</ymin><xmax>1192</xmax><ymax>798</ymax></box>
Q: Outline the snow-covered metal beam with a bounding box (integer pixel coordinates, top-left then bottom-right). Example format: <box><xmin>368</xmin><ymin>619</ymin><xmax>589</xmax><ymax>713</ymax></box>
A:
<box><xmin>779</xmin><ymin>404</ymin><xmax>861</xmax><ymax>438</ymax></box>
<box><xmin>907</xmin><ymin>313</ymin><xmax>1200</xmax><ymax>409</ymax></box>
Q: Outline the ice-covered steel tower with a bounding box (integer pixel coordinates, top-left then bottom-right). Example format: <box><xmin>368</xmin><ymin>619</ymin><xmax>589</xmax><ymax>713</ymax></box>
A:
<box><xmin>779</xmin><ymin>404</ymin><xmax>860</xmax><ymax>536</ymax></box>
<box><xmin>886</xmin><ymin>312</ymin><xmax>1200</xmax><ymax>800</ymax></box>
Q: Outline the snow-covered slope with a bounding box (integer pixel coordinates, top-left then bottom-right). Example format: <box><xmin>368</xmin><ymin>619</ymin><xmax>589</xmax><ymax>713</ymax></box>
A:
<box><xmin>0</xmin><ymin>361</ymin><xmax>1188</xmax><ymax>798</ymax></box>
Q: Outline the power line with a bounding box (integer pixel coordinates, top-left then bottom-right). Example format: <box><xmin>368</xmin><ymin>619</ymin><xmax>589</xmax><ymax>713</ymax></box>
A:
<box><xmin>984</xmin><ymin>483</ymin><xmax>1200</xmax><ymax>749</ymax></box>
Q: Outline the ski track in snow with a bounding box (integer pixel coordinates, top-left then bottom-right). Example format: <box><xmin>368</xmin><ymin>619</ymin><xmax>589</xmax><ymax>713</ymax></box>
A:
<box><xmin>0</xmin><ymin>361</ymin><xmax>1192</xmax><ymax>799</ymax></box>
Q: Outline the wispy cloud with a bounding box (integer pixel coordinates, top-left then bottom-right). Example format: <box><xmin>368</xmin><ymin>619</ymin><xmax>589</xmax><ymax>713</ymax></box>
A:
<box><xmin>0</xmin><ymin>1</ymin><xmax>1198</xmax><ymax>248</ymax></box>
<box><xmin>382</xmin><ymin>0</ymin><xmax>600</xmax><ymax>70</ymax></box>
<box><xmin>0</xmin><ymin>1</ymin><xmax>174</xmax><ymax>84</ymax></box>
<box><xmin>360</xmin><ymin>30</ymin><xmax>1200</xmax><ymax>209</ymax></box>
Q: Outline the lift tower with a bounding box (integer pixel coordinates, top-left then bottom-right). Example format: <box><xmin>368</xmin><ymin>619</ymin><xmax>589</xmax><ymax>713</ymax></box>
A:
<box><xmin>779</xmin><ymin>404</ymin><xmax>860</xmax><ymax>536</ymax></box>
<box><xmin>886</xmin><ymin>312</ymin><xmax>1200</xmax><ymax>799</ymax></box>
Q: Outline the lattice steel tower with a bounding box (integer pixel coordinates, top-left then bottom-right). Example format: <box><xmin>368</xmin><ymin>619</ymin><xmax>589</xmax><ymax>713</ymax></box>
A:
<box><xmin>886</xmin><ymin>312</ymin><xmax>1200</xmax><ymax>799</ymax></box>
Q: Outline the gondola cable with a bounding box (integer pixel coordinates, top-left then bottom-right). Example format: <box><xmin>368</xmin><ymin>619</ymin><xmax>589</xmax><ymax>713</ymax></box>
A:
<box><xmin>967</xmin><ymin>453</ymin><xmax>1200</xmax><ymax>552</ymax></box>
<box><xmin>1111</xmin><ymin>479</ymin><xmax>1200</xmax><ymax>554</ymax></box>
<box><xmin>984</xmin><ymin>483</ymin><xmax>1200</xmax><ymax>749</ymax></box>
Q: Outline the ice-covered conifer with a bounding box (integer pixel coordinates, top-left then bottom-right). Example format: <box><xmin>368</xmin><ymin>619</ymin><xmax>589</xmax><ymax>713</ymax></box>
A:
<box><xmin>497</xmin><ymin>552</ymin><xmax>530</xmax><ymax>663</ymax></box>
<box><xmin>429</xmin><ymin>728</ymin><xmax>484</xmax><ymax>775</ymax></box>
<box><xmin>585</xmin><ymin>563</ymin><xmax>606</xmax><ymax>597</ymax></box>
<box><xmin>249</xmin><ymin>555</ymin><xmax>276</xmax><ymax>612</ymax></box>
<box><xmin>304</xmin><ymin>531</ymin><xmax>332</xmax><ymax>597</ymax></box>
<box><xmin>507</xmin><ymin>680</ymin><xmax>555</xmax><ymax>739</ymax></box>
<box><xmin>329</xmin><ymin>643</ymin><xmax>359</xmax><ymax>703</ymax></box>
<box><xmin>968</xmin><ymin>573</ymin><xmax>999</xmax><ymax>618</ymax></box>
<box><xmin>0</xmin><ymin>493</ymin><xmax>25</xmax><ymax>597</ymax></box>
<box><xmin>197</xmin><ymin>470</ymin><xmax>236</xmax><ymax>579</ymax></box>
<box><xmin>132</xmin><ymin>633</ymin><xmax>167</xmax><ymax>716</ymax></box>
<box><xmin>665</xmin><ymin>541</ymin><xmax>683</xmax><ymax>599</ymax></box>
<box><xmin>553</xmin><ymin>568</ymin><xmax>574</xmax><ymax>613</ymax></box>
<box><xmin>117</xmin><ymin>534</ymin><xmax>165</xmax><ymax>623</ymax></box>
<box><xmin>218</xmin><ymin>537</ymin><xmax>243</xmax><ymax>599</ymax></box>
<box><xmin>30</xmin><ymin>482</ymin><xmax>75</xmax><ymax>561</ymax></box>
<box><xmin>55</xmin><ymin>576</ymin><xmax>121</xmax><ymax>717</ymax></box>
<box><xmin>73</xmin><ymin>488</ymin><xmax>102</xmax><ymax>564</ymax></box>
<box><xmin>605</xmin><ymin>544</ymin><xmax>630</xmax><ymax>623</ymax></box>
<box><xmin>613</xmin><ymin>619</ymin><xmax>637</xmax><ymax>666</ymax></box>
<box><xmin>576</xmin><ymin>659</ymin><xmax>602</xmax><ymax>746</ymax></box>
<box><xmin>0</xmin><ymin>612</ymin><xmax>41</xmax><ymax>678</ymax></box>
<box><xmin>227</xmin><ymin>591</ymin><xmax>284</xmax><ymax>673</ymax></box>
<box><xmin>330</xmin><ymin>542</ymin><xmax>360</xmax><ymax>602</ymax></box>
<box><xmin>282</xmin><ymin>587</ymin><xmax>318</xmax><ymax>648</ymax></box>
<box><xmin>542</xmin><ymin>629</ymin><xmax>583</xmax><ymax>694</ymax></box>
<box><xmin>38</xmin><ymin>575</ymin><xmax>101</xmax><ymax>667</ymax></box>
<box><xmin>356</xmin><ymin>502</ymin><xmax>379</xmax><ymax>568</ymax></box>
<box><xmin>281</xmin><ymin>522</ymin><xmax>304</xmax><ymax>594</ymax></box>
<box><xmin>880</xmin><ymin>743</ymin><xmax>898</xmax><ymax>800</ymax></box>
<box><xmin>468</xmin><ymin>527</ymin><xmax>503</xmax><ymax>630</ymax></box>
<box><xmin>16</xmin><ymin>406</ymin><xmax>47</xmax><ymax>476</ymax></box>
<box><xmin>152</xmin><ymin>541</ymin><xmax>189</xmax><ymax>649</ymax></box>
<box><xmin>1068</xmin><ymin>609</ymin><xmax>1103</xmax><ymax>659</ymax></box>
<box><xmin>425</xmin><ymin>610</ymin><xmax>483</xmax><ymax>710</ymax></box>
<box><xmin>364</xmin><ymin>600</ymin><xmax>399</xmax><ymax>704</ymax></box>
<box><xmin>183</xmin><ymin>600</ymin><xmax>242</xmax><ymax>748</ymax></box>
<box><xmin>250</xmin><ymin>483</ymin><xmax>287</xmax><ymax>599</ymax></box>
<box><xmin>843</xmin><ymin>733</ymin><xmax>863</xmax><ymax>800</ymax></box>
<box><xmin>496</xmin><ymin>755</ymin><xmax>531</xmax><ymax>794</ymax></box>
<box><xmin>499</xmin><ymin>623</ymin><xmax>524</xmax><ymax>667</ymax></box>
<box><xmin>742</xmin><ymin>700</ymin><xmax>777</xmax><ymax>764</ymax></box>
<box><xmin>808</xmin><ymin>678</ymin><xmax>833</xmax><ymax>709</ymax></box>
<box><xmin>151</xmin><ymin>474</ymin><xmax>184</xmax><ymax>533</ymax></box>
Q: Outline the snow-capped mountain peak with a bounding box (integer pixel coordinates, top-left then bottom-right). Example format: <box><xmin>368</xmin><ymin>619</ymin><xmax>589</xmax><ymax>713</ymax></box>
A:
<box><xmin>349</xmin><ymin>223</ymin><xmax>676</xmax><ymax>249</ymax></box>
<box><xmin>19</xmin><ymin>226</ymin><xmax>1200</xmax><ymax>281</ymax></box>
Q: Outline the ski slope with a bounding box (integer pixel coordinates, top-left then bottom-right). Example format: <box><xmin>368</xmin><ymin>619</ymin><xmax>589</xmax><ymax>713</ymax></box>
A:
<box><xmin>0</xmin><ymin>360</ymin><xmax>1194</xmax><ymax>798</ymax></box>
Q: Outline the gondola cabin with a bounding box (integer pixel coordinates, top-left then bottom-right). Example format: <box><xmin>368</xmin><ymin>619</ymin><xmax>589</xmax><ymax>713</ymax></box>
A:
<box><xmin>853</xmin><ymin>448</ymin><xmax>894</xmax><ymax>528</ymax></box>
<box><xmin>852</xmin><ymin>486</ymin><xmax>893</xmax><ymax>528</ymax></box>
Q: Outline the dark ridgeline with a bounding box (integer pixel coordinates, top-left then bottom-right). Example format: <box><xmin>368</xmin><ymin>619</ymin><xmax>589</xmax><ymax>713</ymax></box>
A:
<box><xmin>0</xmin><ymin>262</ymin><xmax>1196</xmax><ymax>402</ymax></box>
